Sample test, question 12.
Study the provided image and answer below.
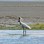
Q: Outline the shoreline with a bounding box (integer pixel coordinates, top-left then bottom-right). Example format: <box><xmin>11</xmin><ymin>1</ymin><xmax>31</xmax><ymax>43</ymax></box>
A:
<box><xmin>0</xmin><ymin>23</ymin><xmax>44</xmax><ymax>30</ymax></box>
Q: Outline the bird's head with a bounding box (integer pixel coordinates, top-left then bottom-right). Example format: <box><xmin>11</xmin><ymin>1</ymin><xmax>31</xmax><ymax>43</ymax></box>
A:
<box><xmin>18</xmin><ymin>17</ymin><xmax>23</xmax><ymax>22</ymax></box>
<box><xmin>18</xmin><ymin>17</ymin><xmax>20</xmax><ymax>22</ymax></box>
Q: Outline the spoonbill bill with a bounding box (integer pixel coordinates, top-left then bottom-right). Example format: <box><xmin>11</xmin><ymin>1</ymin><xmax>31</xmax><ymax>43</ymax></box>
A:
<box><xmin>18</xmin><ymin>17</ymin><xmax>31</xmax><ymax>36</ymax></box>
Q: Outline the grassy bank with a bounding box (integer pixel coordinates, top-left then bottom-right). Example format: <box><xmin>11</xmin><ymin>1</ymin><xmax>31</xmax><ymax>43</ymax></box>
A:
<box><xmin>0</xmin><ymin>23</ymin><xmax>44</xmax><ymax>30</ymax></box>
<box><xmin>30</xmin><ymin>23</ymin><xmax>44</xmax><ymax>30</ymax></box>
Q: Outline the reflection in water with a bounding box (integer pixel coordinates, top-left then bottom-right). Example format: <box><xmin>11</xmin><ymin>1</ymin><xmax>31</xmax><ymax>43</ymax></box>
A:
<box><xmin>0</xmin><ymin>30</ymin><xmax>44</xmax><ymax>44</ymax></box>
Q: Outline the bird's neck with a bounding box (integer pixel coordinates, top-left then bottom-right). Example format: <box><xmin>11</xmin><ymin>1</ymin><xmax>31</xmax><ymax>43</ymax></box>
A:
<box><xmin>19</xmin><ymin>21</ymin><xmax>21</xmax><ymax>25</ymax></box>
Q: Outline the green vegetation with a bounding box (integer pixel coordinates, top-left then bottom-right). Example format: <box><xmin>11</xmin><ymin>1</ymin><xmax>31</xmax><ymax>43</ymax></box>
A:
<box><xmin>30</xmin><ymin>23</ymin><xmax>44</xmax><ymax>30</ymax></box>
<box><xmin>0</xmin><ymin>23</ymin><xmax>44</xmax><ymax>30</ymax></box>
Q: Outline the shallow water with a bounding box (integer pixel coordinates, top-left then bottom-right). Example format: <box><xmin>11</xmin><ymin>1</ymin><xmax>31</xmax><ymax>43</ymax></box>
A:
<box><xmin>0</xmin><ymin>30</ymin><xmax>44</xmax><ymax>44</ymax></box>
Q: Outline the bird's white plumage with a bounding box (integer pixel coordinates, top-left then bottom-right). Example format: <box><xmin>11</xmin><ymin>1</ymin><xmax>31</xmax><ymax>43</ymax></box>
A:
<box><xmin>18</xmin><ymin>17</ymin><xmax>31</xmax><ymax>29</ymax></box>
<box><xmin>21</xmin><ymin>22</ymin><xmax>31</xmax><ymax>29</ymax></box>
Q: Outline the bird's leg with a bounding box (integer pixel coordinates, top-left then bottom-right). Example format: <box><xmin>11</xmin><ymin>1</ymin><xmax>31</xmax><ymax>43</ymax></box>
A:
<box><xmin>23</xmin><ymin>27</ymin><xmax>25</xmax><ymax>36</ymax></box>
<box><xmin>24</xmin><ymin>28</ymin><xmax>26</xmax><ymax>36</ymax></box>
<box><xmin>23</xmin><ymin>28</ymin><xmax>26</xmax><ymax>36</ymax></box>
<box><xmin>25</xmin><ymin>29</ymin><xmax>26</xmax><ymax>35</ymax></box>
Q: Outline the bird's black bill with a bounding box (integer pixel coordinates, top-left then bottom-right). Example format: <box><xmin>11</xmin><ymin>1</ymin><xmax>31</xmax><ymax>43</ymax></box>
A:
<box><xmin>18</xmin><ymin>20</ymin><xmax>20</xmax><ymax>22</ymax></box>
<box><xmin>18</xmin><ymin>17</ymin><xmax>20</xmax><ymax>22</ymax></box>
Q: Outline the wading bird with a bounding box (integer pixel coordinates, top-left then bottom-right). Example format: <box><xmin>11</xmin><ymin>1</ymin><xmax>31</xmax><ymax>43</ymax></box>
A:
<box><xmin>18</xmin><ymin>17</ymin><xmax>31</xmax><ymax>36</ymax></box>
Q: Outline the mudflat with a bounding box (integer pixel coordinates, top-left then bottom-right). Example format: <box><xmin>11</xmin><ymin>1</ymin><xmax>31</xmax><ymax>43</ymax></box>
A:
<box><xmin>0</xmin><ymin>1</ymin><xmax>44</xmax><ymax>23</ymax></box>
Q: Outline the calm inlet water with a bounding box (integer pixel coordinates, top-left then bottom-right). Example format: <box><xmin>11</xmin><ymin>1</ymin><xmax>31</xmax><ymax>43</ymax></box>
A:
<box><xmin>0</xmin><ymin>30</ymin><xmax>44</xmax><ymax>44</ymax></box>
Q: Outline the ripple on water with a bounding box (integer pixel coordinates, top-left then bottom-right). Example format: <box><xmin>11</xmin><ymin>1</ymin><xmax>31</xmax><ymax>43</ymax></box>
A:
<box><xmin>0</xmin><ymin>30</ymin><xmax>44</xmax><ymax>44</ymax></box>
<box><xmin>0</xmin><ymin>35</ymin><xmax>44</xmax><ymax>44</ymax></box>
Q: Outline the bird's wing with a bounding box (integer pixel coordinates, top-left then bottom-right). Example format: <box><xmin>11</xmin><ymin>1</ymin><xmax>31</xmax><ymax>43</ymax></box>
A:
<box><xmin>21</xmin><ymin>22</ymin><xmax>31</xmax><ymax>29</ymax></box>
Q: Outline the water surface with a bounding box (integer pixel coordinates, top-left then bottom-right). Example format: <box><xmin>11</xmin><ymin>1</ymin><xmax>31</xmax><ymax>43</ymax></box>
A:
<box><xmin>0</xmin><ymin>30</ymin><xmax>44</xmax><ymax>44</ymax></box>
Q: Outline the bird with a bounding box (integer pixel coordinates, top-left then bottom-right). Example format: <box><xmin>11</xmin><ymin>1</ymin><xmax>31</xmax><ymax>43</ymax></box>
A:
<box><xmin>18</xmin><ymin>17</ymin><xmax>31</xmax><ymax>36</ymax></box>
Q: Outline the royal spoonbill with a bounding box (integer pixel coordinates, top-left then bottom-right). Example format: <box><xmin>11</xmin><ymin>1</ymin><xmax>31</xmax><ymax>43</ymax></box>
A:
<box><xmin>18</xmin><ymin>17</ymin><xmax>31</xmax><ymax>36</ymax></box>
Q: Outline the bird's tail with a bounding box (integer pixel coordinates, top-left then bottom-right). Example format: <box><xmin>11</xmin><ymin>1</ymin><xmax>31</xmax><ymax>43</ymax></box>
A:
<box><xmin>29</xmin><ymin>26</ymin><xmax>31</xmax><ymax>29</ymax></box>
